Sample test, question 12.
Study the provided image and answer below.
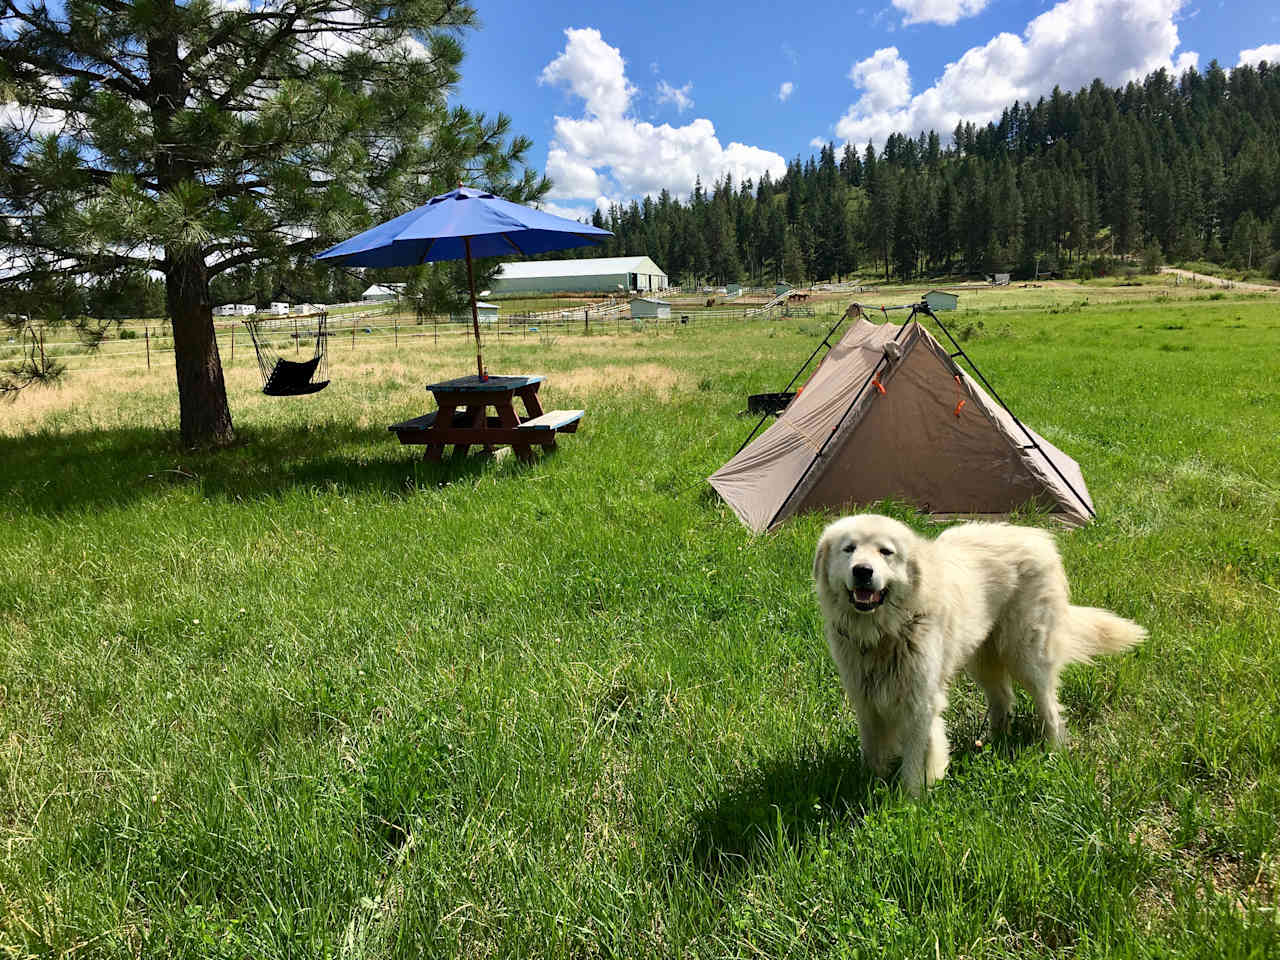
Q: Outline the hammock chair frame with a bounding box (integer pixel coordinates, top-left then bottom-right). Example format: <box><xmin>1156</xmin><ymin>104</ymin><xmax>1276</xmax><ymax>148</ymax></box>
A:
<box><xmin>244</xmin><ymin>311</ymin><xmax>331</xmax><ymax>396</ymax></box>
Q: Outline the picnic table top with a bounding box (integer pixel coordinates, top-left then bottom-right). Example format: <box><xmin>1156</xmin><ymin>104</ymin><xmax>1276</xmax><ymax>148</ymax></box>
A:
<box><xmin>426</xmin><ymin>374</ymin><xmax>544</xmax><ymax>394</ymax></box>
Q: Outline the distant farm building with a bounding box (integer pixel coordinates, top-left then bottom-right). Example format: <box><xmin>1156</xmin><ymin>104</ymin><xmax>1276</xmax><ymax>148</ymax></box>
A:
<box><xmin>213</xmin><ymin>303</ymin><xmax>255</xmax><ymax>317</ymax></box>
<box><xmin>774</xmin><ymin>282</ymin><xmax>792</xmax><ymax>297</ymax></box>
<box><xmin>490</xmin><ymin>256</ymin><xmax>668</xmax><ymax>295</ymax></box>
<box><xmin>362</xmin><ymin>284</ymin><xmax>403</xmax><ymax>301</ymax></box>
<box><xmin>291</xmin><ymin>303</ymin><xmax>322</xmax><ymax>315</ymax></box>
<box><xmin>452</xmin><ymin>301</ymin><xmax>499</xmax><ymax>324</ymax></box>
<box><xmin>924</xmin><ymin>290</ymin><xmax>959</xmax><ymax>312</ymax></box>
<box><xmin>265</xmin><ymin>302</ymin><xmax>290</xmax><ymax>316</ymax></box>
<box><xmin>630</xmin><ymin>297</ymin><xmax>671</xmax><ymax>320</ymax></box>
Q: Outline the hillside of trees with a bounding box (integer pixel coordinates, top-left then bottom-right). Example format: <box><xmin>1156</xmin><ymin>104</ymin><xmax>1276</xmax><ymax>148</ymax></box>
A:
<box><xmin>205</xmin><ymin>58</ymin><xmax>1280</xmax><ymax>307</ymax></box>
<box><xmin>574</xmin><ymin>59</ymin><xmax>1280</xmax><ymax>285</ymax></box>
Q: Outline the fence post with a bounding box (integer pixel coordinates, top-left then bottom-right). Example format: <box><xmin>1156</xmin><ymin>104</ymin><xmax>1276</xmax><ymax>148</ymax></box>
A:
<box><xmin>352</xmin><ymin>317</ymin><xmax>356</xmax><ymax>349</ymax></box>
<box><xmin>145</xmin><ymin>326</ymin><xmax>150</xmax><ymax>370</ymax></box>
<box><xmin>394</xmin><ymin>314</ymin><xmax>398</xmax><ymax>349</ymax></box>
<box><xmin>229</xmin><ymin>324</ymin><xmax>234</xmax><ymax>365</ymax></box>
<box><xmin>584</xmin><ymin>308</ymin><xmax>589</xmax><ymax>335</ymax></box>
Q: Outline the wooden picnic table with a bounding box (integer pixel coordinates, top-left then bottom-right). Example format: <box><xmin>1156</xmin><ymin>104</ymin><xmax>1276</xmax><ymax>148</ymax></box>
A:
<box><xmin>388</xmin><ymin>374</ymin><xmax>583</xmax><ymax>463</ymax></box>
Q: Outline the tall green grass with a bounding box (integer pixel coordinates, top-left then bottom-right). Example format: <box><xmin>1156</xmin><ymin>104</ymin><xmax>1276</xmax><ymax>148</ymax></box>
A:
<box><xmin>2</xmin><ymin>295</ymin><xmax>1277</xmax><ymax>957</ymax></box>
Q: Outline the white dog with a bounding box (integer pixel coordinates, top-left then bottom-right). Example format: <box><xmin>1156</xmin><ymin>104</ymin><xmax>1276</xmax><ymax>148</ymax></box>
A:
<box><xmin>813</xmin><ymin>514</ymin><xmax>1145</xmax><ymax>794</ymax></box>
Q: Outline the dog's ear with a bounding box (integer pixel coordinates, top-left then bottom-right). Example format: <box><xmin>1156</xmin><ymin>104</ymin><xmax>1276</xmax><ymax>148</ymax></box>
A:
<box><xmin>813</xmin><ymin>532</ymin><xmax>832</xmax><ymax>588</ymax></box>
<box><xmin>906</xmin><ymin>554</ymin><xmax>922</xmax><ymax>591</ymax></box>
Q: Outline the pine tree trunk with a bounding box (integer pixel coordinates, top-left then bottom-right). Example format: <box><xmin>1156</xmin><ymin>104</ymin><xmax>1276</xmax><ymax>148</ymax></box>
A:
<box><xmin>149</xmin><ymin>11</ymin><xmax>234</xmax><ymax>449</ymax></box>
<box><xmin>167</xmin><ymin>248</ymin><xmax>234</xmax><ymax>448</ymax></box>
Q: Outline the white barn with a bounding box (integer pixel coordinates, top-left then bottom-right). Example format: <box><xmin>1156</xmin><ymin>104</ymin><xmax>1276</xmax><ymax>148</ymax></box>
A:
<box><xmin>490</xmin><ymin>256</ymin><xmax>668</xmax><ymax>295</ymax></box>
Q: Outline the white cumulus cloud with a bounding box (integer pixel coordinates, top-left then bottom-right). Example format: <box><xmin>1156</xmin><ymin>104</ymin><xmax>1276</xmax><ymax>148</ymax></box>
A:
<box><xmin>540</xmin><ymin>28</ymin><xmax>786</xmax><ymax>207</ymax></box>
<box><xmin>538</xmin><ymin>200</ymin><xmax>596</xmax><ymax>222</ymax></box>
<box><xmin>539</xmin><ymin>27</ymin><xmax>636</xmax><ymax>119</ymax></box>
<box><xmin>892</xmin><ymin>0</ymin><xmax>990</xmax><ymax>26</ymax></box>
<box><xmin>656</xmin><ymin>79</ymin><xmax>695</xmax><ymax>113</ymax></box>
<box><xmin>831</xmin><ymin>0</ymin><xmax>1198</xmax><ymax>148</ymax></box>
<box><xmin>1238</xmin><ymin>43</ymin><xmax>1280</xmax><ymax>67</ymax></box>
<box><xmin>778</xmin><ymin>81</ymin><xmax>795</xmax><ymax>101</ymax></box>
<box><xmin>848</xmin><ymin>47</ymin><xmax>911</xmax><ymax>113</ymax></box>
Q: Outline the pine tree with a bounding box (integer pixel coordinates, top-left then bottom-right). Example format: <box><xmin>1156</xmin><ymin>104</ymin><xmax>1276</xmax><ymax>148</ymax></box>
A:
<box><xmin>782</xmin><ymin>227</ymin><xmax>806</xmax><ymax>284</ymax></box>
<box><xmin>0</xmin><ymin>0</ymin><xmax>545</xmax><ymax>443</ymax></box>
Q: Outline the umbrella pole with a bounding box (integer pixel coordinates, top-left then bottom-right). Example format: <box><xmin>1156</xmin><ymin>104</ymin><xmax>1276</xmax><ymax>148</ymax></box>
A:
<box><xmin>464</xmin><ymin>237</ymin><xmax>484</xmax><ymax>379</ymax></box>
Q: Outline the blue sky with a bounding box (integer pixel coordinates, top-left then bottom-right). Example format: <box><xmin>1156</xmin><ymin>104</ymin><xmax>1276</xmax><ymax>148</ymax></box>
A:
<box><xmin>454</xmin><ymin>0</ymin><xmax>1280</xmax><ymax>218</ymax></box>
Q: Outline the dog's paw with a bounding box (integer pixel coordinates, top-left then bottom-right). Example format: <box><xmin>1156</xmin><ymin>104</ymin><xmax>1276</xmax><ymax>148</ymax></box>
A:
<box><xmin>1043</xmin><ymin>721</ymin><xmax>1070</xmax><ymax>749</ymax></box>
<box><xmin>860</xmin><ymin>748</ymin><xmax>893</xmax><ymax>779</ymax></box>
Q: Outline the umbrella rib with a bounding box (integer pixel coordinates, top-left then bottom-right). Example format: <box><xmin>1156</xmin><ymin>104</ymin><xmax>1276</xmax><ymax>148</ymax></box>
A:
<box><xmin>416</xmin><ymin>237</ymin><xmax>437</xmax><ymax>264</ymax></box>
<box><xmin>501</xmin><ymin>232</ymin><xmax>529</xmax><ymax>257</ymax></box>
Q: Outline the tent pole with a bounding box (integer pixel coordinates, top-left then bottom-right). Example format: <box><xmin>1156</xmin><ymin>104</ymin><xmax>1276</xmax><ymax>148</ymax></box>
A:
<box><xmin>732</xmin><ymin>308</ymin><xmax>854</xmax><ymax>457</ymax></box>
<box><xmin>465</xmin><ymin>237</ymin><xmax>484</xmax><ymax>379</ymax></box>
<box><xmin>919</xmin><ymin>304</ymin><xmax>1096</xmax><ymax>520</ymax></box>
<box><xmin>766</xmin><ymin>309</ymin><xmax>918</xmax><ymax>530</ymax></box>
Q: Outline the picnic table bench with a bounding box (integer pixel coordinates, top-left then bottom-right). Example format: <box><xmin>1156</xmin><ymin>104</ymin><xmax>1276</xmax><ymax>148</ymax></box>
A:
<box><xmin>389</xmin><ymin>374</ymin><xmax>583</xmax><ymax>462</ymax></box>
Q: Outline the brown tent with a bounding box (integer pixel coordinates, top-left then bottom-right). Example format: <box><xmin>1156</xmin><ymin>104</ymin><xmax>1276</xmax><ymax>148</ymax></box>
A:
<box><xmin>709</xmin><ymin>316</ymin><xmax>1094</xmax><ymax>532</ymax></box>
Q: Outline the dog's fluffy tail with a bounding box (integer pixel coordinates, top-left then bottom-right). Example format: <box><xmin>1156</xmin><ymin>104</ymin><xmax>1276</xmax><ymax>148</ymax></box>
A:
<box><xmin>1063</xmin><ymin>606</ymin><xmax>1147</xmax><ymax>663</ymax></box>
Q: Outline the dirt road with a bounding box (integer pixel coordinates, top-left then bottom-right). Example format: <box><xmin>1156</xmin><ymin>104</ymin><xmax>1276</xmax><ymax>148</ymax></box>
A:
<box><xmin>1158</xmin><ymin>267</ymin><xmax>1278</xmax><ymax>292</ymax></box>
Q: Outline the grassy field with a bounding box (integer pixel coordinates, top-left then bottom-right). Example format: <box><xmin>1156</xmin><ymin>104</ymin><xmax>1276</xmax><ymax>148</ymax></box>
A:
<box><xmin>2</xmin><ymin>284</ymin><xmax>1278</xmax><ymax>957</ymax></box>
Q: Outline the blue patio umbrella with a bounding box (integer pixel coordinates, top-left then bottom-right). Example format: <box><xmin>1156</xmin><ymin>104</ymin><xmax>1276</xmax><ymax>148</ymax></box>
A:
<box><xmin>316</xmin><ymin>187</ymin><xmax>612</xmax><ymax>378</ymax></box>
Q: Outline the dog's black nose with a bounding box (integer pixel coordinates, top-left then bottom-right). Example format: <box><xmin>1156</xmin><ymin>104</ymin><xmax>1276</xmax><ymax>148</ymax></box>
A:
<box><xmin>852</xmin><ymin>564</ymin><xmax>874</xmax><ymax>585</ymax></box>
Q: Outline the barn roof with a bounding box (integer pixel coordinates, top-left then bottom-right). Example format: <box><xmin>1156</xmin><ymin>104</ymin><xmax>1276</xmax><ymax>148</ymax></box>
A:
<box><xmin>495</xmin><ymin>256</ymin><xmax>665</xmax><ymax>279</ymax></box>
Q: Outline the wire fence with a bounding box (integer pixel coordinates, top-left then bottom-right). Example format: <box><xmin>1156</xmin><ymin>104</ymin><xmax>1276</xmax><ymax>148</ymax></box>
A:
<box><xmin>2</xmin><ymin>299</ymin><xmax>834</xmax><ymax>375</ymax></box>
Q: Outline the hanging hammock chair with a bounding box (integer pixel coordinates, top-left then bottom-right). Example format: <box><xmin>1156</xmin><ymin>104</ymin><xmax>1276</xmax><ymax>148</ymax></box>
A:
<box><xmin>244</xmin><ymin>311</ymin><xmax>331</xmax><ymax>396</ymax></box>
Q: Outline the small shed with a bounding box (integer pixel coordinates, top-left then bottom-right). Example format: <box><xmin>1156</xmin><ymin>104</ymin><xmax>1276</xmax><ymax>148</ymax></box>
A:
<box><xmin>924</xmin><ymin>290</ymin><xmax>959</xmax><ymax>312</ymax></box>
<box><xmin>362</xmin><ymin>284</ymin><xmax>403</xmax><ymax>301</ymax></box>
<box><xmin>451</xmin><ymin>301</ymin><xmax>499</xmax><ymax>324</ymax></box>
<box><xmin>774</xmin><ymin>282</ymin><xmax>792</xmax><ymax>297</ymax></box>
<box><xmin>725</xmin><ymin>283</ymin><xmax>742</xmax><ymax>298</ymax></box>
<box><xmin>630</xmin><ymin>297</ymin><xmax>671</xmax><ymax>319</ymax></box>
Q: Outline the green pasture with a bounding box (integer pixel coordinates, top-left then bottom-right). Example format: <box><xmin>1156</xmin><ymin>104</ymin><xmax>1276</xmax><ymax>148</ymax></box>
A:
<box><xmin>2</xmin><ymin>289</ymin><xmax>1278</xmax><ymax>957</ymax></box>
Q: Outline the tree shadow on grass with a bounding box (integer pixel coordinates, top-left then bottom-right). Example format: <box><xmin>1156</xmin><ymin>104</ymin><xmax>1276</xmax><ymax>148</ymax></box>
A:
<box><xmin>0</xmin><ymin>420</ymin><xmax>515</xmax><ymax>516</ymax></box>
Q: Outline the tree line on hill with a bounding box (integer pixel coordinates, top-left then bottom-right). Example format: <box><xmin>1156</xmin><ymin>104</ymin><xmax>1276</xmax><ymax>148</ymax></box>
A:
<box><xmin>573</xmin><ymin>60</ymin><xmax>1280</xmax><ymax>285</ymax></box>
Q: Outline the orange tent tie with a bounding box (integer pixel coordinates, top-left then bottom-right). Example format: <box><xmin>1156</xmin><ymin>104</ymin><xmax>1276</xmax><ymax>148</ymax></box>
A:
<box><xmin>953</xmin><ymin>374</ymin><xmax>966</xmax><ymax>418</ymax></box>
<box><xmin>871</xmin><ymin>373</ymin><xmax>886</xmax><ymax>395</ymax></box>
